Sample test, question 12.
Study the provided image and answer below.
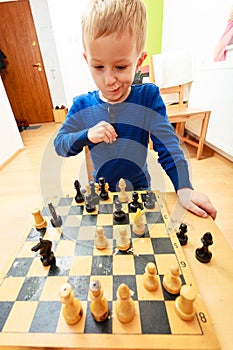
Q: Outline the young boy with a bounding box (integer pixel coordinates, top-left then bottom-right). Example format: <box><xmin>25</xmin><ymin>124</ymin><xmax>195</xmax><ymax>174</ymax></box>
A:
<box><xmin>54</xmin><ymin>0</ymin><xmax>216</xmax><ymax>220</ymax></box>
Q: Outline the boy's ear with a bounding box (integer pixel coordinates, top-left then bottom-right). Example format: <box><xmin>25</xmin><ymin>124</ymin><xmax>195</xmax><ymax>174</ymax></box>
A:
<box><xmin>83</xmin><ymin>52</ymin><xmax>88</xmax><ymax>62</ymax></box>
<box><xmin>136</xmin><ymin>51</ymin><xmax>147</xmax><ymax>71</ymax></box>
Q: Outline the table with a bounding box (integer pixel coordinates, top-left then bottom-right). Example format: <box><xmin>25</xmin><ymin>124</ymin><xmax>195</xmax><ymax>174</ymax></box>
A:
<box><xmin>164</xmin><ymin>192</ymin><xmax>233</xmax><ymax>350</ymax></box>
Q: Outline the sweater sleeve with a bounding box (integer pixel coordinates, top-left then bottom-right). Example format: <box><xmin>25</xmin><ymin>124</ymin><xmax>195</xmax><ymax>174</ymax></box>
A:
<box><xmin>54</xmin><ymin>101</ymin><xmax>92</xmax><ymax>157</ymax></box>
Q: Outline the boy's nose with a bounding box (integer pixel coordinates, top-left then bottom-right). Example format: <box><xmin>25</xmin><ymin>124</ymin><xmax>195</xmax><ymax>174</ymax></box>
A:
<box><xmin>104</xmin><ymin>71</ymin><xmax>117</xmax><ymax>86</ymax></box>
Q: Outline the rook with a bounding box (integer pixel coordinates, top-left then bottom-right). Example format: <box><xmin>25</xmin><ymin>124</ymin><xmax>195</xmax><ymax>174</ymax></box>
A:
<box><xmin>32</xmin><ymin>208</ymin><xmax>47</xmax><ymax>234</ymax></box>
<box><xmin>175</xmin><ymin>284</ymin><xmax>196</xmax><ymax>321</ymax></box>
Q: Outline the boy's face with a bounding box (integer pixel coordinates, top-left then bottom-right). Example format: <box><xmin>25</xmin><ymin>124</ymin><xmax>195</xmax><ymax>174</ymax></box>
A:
<box><xmin>83</xmin><ymin>32</ymin><xmax>147</xmax><ymax>103</ymax></box>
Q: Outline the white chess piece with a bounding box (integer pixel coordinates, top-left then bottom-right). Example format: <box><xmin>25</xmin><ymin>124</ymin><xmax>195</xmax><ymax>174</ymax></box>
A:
<box><xmin>95</xmin><ymin>226</ymin><xmax>108</xmax><ymax>250</ymax></box>
<box><xmin>133</xmin><ymin>208</ymin><xmax>145</xmax><ymax>236</ymax></box>
<box><xmin>118</xmin><ymin>178</ymin><xmax>129</xmax><ymax>202</ymax></box>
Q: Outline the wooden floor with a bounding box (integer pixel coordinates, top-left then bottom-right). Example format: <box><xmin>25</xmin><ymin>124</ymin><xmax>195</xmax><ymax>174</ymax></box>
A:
<box><xmin>0</xmin><ymin>122</ymin><xmax>232</xmax><ymax>273</ymax></box>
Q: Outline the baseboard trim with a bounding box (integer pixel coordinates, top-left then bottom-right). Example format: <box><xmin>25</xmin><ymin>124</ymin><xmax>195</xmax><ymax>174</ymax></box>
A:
<box><xmin>0</xmin><ymin>147</ymin><xmax>25</xmax><ymax>171</ymax></box>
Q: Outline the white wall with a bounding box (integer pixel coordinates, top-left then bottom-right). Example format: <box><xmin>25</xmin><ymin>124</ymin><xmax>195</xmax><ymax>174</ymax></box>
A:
<box><xmin>162</xmin><ymin>0</ymin><xmax>233</xmax><ymax>159</ymax></box>
<box><xmin>45</xmin><ymin>0</ymin><xmax>96</xmax><ymax>107</ymax></box>
<box><xmin>162</xmin><ymin>0</ymin><xmax>233</xmax><ymax>67</ymax></box>
<box><xmin>0</xmin><ymin>77</ymin><xmax>24</xmax><ymax>166</ymax></box>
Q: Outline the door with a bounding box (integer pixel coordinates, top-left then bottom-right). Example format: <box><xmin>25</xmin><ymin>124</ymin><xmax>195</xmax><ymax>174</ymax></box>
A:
<box><xmin>0</xmin><ymin>0</ymin><xmax>54</xmax><ymax>124</ymax></box>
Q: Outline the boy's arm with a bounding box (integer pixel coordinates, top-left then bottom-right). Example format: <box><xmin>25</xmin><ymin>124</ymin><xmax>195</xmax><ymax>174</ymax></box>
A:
<box><xmin>147</xmin><ymin>85</ymin><xmax>217</xmax><ymax>219</ymax></box>
<box><xmin>177</xmin><ymin>188</ymin><xmax>217</xmax><ymax>220</ymax></box>
<box><xmin>54</xmin><ymin>109</ymin><xmax>91</xmax><ymax>157</ymax></box>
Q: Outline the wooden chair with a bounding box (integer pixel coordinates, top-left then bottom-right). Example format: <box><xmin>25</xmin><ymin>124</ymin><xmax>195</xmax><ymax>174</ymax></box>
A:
<box><xmin>85</xmin><ymin>146</ymin><xmax>94</xmax><ymax>181</ymax></box>
<box><xmin>149</xmin><ymin>56</ymin><xmax>211</xmax><ymax>160</ymax></box>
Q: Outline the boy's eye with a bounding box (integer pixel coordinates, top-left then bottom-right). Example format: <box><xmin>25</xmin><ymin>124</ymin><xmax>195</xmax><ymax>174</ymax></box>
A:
<box><xmin>94</xmin><ymin>65</ymin><xmax>104</xmax><ymax>70</ymax></box>
<box><xmin>116</xmin><ymin>65</ymin><xmax>127</xmax><ymax>70</ymax></box>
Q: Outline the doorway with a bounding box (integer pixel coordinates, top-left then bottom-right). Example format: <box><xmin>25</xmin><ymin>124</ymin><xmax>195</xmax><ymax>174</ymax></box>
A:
<box><xmin>0</xmin><ymin>0</ymin><xmax>54</xmax><ymax>124</ymax></box>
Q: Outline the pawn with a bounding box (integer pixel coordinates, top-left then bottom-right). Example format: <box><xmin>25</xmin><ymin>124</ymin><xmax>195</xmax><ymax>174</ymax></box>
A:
<box><xmin>132</xmin><ymin>208</ymin><xmax>145</xmax><ymax>236</ymax></box>
<box><xmin>59</xmin><ymin>283</ymin><xmax>83</xmax><ymax>325</ymax></box>
<box><xmin>176</xmin><ymin>223</ymin><xmax>188</xmax><ymax>246</ymax></box>
<box><xmin>32</xmin><ymin>208</ymin><xmax>47</xmax><ymax>234</ymax></box>
<box><xmin>195</xmin><ymin>232</ymin><xmax>213</xmax><ymax>263</ymax></box>
<box><xmin>113</xmin><ymin>200</ymin><xmax>126</xmax><ymax>222</ymax></box>
<box><xmin>89</xmin><ymin>180</ymin><xmax>99</xmax><ymax>205</ymax></box>
<box><xmin>74</xmin><ymin>180</ymin><xmax>84</xmax><ymax>203</ymax></box>
<box><xmin>175</xmin><ymin>284</ymin><xmax>196</xmax><ymax>321</ymax></box>
<box><xmin>144</xmin><ymin>190</ymin><xmax>155</xmax><ymax>209</ymax></box>
<box><xmin>99</xmin><ymin>177</ymin><xmax>109</xmax><ymax>201</ymax></box>
<box><xmin>143</xmin><ymin>262</ymin><xmax>158</xmax><ymax>291</ymax></box>
<box><xmin>115</xmin><ymin>283</ymin><xmax>135</xmax><ymax>323</ymax></box>
<box><xmin>117</xmin><ymin>228</ymin><xmax>130</xmax><ymax>251</ymax></box>
<box><xmin>85</xmin><ymin>193</ymin><xmax>96</xmax><ymax>213</ymax></box>
<box><xmin>89</xmin><ymin>280</ymin><xmax>109</xmax><ymax>322</ymax></box>
<box><xmin>163</xmin><ymin>264</ymin><xmax>182</xmax><ymax>295</ymax></box>
<box><xmin>129</xmin><ymin>191</ymin><xmax>143</xmax><ymax>212</ymax></box>
<box><xmin>95</xmin><ymin>226</ymin><xmax>108</xmax><ymax>250</ymax></box>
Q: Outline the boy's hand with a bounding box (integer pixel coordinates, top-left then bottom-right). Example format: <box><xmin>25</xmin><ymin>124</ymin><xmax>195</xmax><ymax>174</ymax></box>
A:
<box><xmin>87</xmin><ymin>121</ymin><xmax>118</xmax><ymax>144</ymax></box>
<box><xmin>177</xmin><ymin>188</ymin><xmax>217</xmax><ymax>220</ymax></box>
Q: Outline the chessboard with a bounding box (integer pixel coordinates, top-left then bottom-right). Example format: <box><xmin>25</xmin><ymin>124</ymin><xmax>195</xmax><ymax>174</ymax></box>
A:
<box><xmin>0</xmin><ymin>189</ymin><xmax>220</xmax><ymax>350</ymax></box>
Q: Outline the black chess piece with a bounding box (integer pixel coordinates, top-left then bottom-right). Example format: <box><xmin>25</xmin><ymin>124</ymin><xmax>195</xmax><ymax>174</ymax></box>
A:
<box><xmin>99</xmin><ymin>177</ymin><xmax>109</xmax><ymax>201</ymax></box>
<box><xmin>144</xmin><ymin>190</ymin><xmax>155</xmax><ymax>209</ymax></box>
<box><xmin>31</xmin><ymin>238</ymin><xmax>56</xmax><ymax>268</ymax></box>
<box><xmin>48</xmin><ymin>203</ymin><xmax>62</xmax><ymax>227</ymax></box>
<box><xmin>129</xmin><ymin>191</ymin><xmax>143</xmax><ymax>212</ymax></box>
<box><xmin>85</xmin><ymin>194</ymin><xmax>96</xmax><ymax>213</ymax></box>
<box><xmin>195</xmin><ymin>232</ymin><xmax>213</xmax><ymax>263</ymax></box>
<box><xmin>113</xmin><ymin>200</ymin><xmax>126</xmax><ymax>222</ymax></box>
<box><xmin>74</xmin><ymin>180</ymin><xmax>85</xmax><ymax>203</ymax></box>
<box><xmin>176</xmin><ymin>223</ymin><xmax>188</xmax><ymax>246</ymax></box>
<box><xmin>89</xmin><ymin>180</ymin><xmax>99</xmax><ymax>205</ymax></box>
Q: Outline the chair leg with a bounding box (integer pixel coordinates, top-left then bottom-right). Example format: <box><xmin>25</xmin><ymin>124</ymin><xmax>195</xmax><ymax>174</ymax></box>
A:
<box><xmin>85</xmin><ymin>146</ymin><xmax>94</xmax><ymax>181</ymax></box>
<box><xmin>196</xmin><ymin>111</ymin><xmax>211</xmax><ymax>160</ymax></box>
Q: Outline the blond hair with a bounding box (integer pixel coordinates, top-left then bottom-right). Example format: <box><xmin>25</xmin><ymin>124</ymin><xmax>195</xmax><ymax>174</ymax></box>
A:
<box><xmin>82</xmin><ymin>0</ymin><xmax>147</xmax><ymax>54</ymax></box>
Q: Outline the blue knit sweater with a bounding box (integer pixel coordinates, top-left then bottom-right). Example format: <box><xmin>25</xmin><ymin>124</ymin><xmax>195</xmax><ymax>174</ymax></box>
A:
<box><xmin>54</xmin><ymin>83</ymin><xmax>192</xmax><ymax>192</ymax></box>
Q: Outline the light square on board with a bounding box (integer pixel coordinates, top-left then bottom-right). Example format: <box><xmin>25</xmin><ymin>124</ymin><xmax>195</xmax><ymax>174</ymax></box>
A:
<box><xmin>2</xmin><ymin>301</ymin><xmax>38</xmax><ymax>333</ymax></box>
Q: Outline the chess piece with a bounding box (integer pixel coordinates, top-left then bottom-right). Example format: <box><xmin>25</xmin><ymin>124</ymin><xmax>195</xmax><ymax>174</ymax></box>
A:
<box><xmin>163</xmin><ymin>264</ymin><xmax>182</xmax><ymax>294</ymax></box>
<box><xmin>175</xmin><ymin>284</ymin><xmax>196</xmax><ymax>321</ymax></box>
<box><xmin>132</xmin><ymin>208</ymin><xmax>145</xmax><ymax>236</ymax></box>
<box><xmin>144</xmin><ymin>190</ymin><xmax>155</xmax><ymax>209</ymax></box>
<box><xmin>59</xmin><ymin>283</ymin><xmax>83</xmax><ymax>325</ymax></box>
<box><xmin>89</xmin><ymin>280</ymin><xmax>109</xmax><ymax>322</ymax></box>
<box><xmin>31</xmin><ymin>238</ymin><xmax>56</xmax><ymax>268</ymax></box>
<box><xmin>85</xmin><ymin>193</ymin><xmax>96</xmax><ymax>213</ymax></box>
<box><xmin>118</xmin><ymin>178</ymin><xmax>129</xmax><ymax>202</ymax></box>
<box><xmin>95</xmin><ymin>226</ymin><xmax>108</xmax><ymax>250</ymax></box>
<box><xmin>115</xmin><ymin>283</ymin><xmax>135</xmax><ymax>323</ymax></box>
<box><xmin>32</xmin><ymin>208</ymin><xmax>47</xmax><ymax>234</ymax></box>
<box><xmin>195</xmin><ymin>232</ymin><xmax>213</xmax><ymax>263</ymax></box>
<box><xmin>89</xmin><ymin>180</ymin><xmax>99</xmax><ymax>205</ymax></box>
<box><xmin>48</xmin><ymin>203</ymin><xmax>62</xmax><ymax>227</ymax></box>
<box><xmin>176</xmin><ymin>223</ymin><xmax>188</xmax><ymax>246</ymax></box>
<box><xmin>99</xmin><ymin>177</ymin><xmax>109</xmax><ymax>201</ymax></box>
<box><xmin>143</xmin><ymin>262</ymin><xmax>158</xmax><ymax>291</ymax></box>
<box><xmin>113</xmin><ymin>200</ymin><xmax>126</xmax><ymax>222</ymax></box>
<box><xmin>117</xmin><ymin>228</ymin><xmax>130</xmax><ymax>251</ymax></box>
<box><xmin>129</xmin><ymin>191</ymin><xmax>143</xmax><ymax>212</ymax></box>
<box><xmin>74</xmin><ymin>180</ymin><xmax>84</xmax><ymax>203</ymax></box>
